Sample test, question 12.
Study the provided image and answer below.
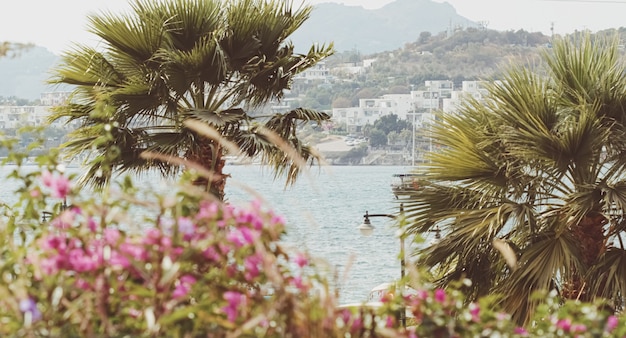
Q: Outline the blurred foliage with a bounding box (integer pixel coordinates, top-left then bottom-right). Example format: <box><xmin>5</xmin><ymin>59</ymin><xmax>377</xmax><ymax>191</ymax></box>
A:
<box><xmin>0</xmin><ymin>134</ymin><xmax>625</xmax><ymax>336</ymax></box>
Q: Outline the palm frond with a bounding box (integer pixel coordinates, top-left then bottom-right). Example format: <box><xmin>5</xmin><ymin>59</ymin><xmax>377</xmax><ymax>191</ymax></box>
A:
<box><xmin>588</xmin><ymin>248</ymin><xmax>626</xmax><ymax>310</ymax></box>
<box><xmin>49</xmin><ymin>0</ymin><xmax>332</xmax><ymax>198</ymax></box>
<box><xmin>496</xmin><ymin>232</ymin><xmax>583</xmax><ymax>324</ymax></box>
<box><xmin>404</xmin><ymin>32</ymin><xmax>626</xmax><ymax>323</ymax></box>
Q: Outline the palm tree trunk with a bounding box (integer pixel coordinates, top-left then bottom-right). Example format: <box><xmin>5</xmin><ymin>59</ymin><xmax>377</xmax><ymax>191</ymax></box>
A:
<box><xmin>562</xmin><ymin>211</ymin><xmax>607</xmax><ymax>301</ymax></box>
<box><xmin>186</xmin><ymin>135</ymin><xmax>227</xmax><ymax>201</ymax></box>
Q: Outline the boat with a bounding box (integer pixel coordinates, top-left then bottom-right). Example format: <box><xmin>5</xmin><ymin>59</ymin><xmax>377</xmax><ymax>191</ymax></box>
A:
<box><xmin>391</xmin><ymin>173</ymin><xmax>424</xmax><ymax>198</ymax></box>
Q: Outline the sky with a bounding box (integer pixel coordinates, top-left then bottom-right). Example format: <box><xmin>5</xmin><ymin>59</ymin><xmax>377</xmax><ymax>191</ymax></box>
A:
<box><xmin>2</xmin><ymin>0</ymin><xmax>626</xmax><ymax>54</ymax></box>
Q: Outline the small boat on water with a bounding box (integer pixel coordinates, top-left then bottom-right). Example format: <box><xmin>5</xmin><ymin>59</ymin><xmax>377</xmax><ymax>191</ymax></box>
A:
<box><xmin>391</xmin><ymin>173</ymin><xmax>424</xmax><ymax>198</ymax></box>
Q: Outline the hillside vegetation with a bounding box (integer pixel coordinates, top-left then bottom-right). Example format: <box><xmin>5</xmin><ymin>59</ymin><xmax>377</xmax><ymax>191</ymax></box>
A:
<box><xmin>295</xmin><ymin>27</ymin><xmax>626</xmax><ymax>110</ymax></box>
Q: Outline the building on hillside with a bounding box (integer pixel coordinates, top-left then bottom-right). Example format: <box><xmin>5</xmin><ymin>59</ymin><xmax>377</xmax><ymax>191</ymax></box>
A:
<box><xmin>328</xmin><ymin>79</ymin><xmax>498</xmax><ymax>164</ymax></box>
<box><xmin>0</xmin><ymin>104</ymin><xmax>78</xmax><ymax>130</ymax></box>
<box><xmin>40</xmin><ymin>92</ymin><xmax>71</xmax><ymax>106</ymax></box>
<box><xmin>331</xmin><ymin>94</ymin><xmax>413</xmax><ymax>133</ymax></box>
<box><xmin>293</xmin><ymin>62</ymin><xmax>331</xmax><ymax>82</ymax></box>
<box><xmin>0</xmin><ymin>106</ymin><xmax>49</xmax><ymax>129</ymax></box>
<box><xmin>291</xmin><ymin>62</ymin><xmax>334</xmax><ymax>94</ymax></box>
<box><xmin>331</xmin><ymin>79</ymin><xmax>492</xmax><ymax>136</ymax></box>
<box><xmin>330</xmin><ymin>59</ymin><xmax>375</xmax><ymax>78</ymax></box>
<box><xmin>441</xmin><ymin>80</ymin><xmax>491</xmax><ymax>114</ymax></box>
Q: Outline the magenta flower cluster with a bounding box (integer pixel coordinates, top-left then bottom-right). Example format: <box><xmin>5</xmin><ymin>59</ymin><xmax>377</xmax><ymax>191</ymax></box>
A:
<box><xmin>6</xmin><ymin>169</ymin><xmax>626</xmax><ymax>337</ymax></box>
<box><xmin>29</xmin><ymin>182</ymin><xmax>294</xmax><ymax>326</ymax></box>
<box><xmin>41</xmin><ymin>170</ymin><xmax>71</xmax><ymax>199</ymax></box>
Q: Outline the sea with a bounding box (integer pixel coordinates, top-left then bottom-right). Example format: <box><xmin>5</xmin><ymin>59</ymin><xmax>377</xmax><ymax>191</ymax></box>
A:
<box><xmin>227</xmin><ymin>164</ymin><xmax>423</xmax><ymax>304</ymax></box>
<box><xmin>0</xmin><ymin>164</ymin><xmax>421</xmax><ymax>305</ymax></box>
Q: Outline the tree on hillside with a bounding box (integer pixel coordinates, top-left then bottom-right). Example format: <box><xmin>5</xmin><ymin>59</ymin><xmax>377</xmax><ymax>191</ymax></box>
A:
<box><xmin>404</xmin><ymin>34</ymin><xmax>626</xmax><ymax>324</ymax></box>
<box><xmin>49</xmin><ymin>0</ymin><xmax>333</xmax><ymax>200</ymax></box>
<box><xmin>368</xmin><ymin>129</ymin><xmax>387</xmax><ymax>148</ymax></box>
<box><xmin>373</xmin><ymin>114</ymin><xmax>410</xmax><ymax>135</ymax></box>
<box><xmin>418</xmin><ymin>31</ymin><xmax>432</xmax><ymax>44</ymax></box>
<box><xmin>331</xmin><ymin>97</ymin><xmax>351</xmax><ymax>108</ymax></box>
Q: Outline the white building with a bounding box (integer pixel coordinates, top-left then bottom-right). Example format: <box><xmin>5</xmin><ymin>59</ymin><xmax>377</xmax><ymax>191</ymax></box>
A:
<box><xmin>442</xmin><ymin>80</ymin><xmax>491</xmax><ymax>114</ymax></box>
<box><xmin>40</xmin><ymin>92</ymin><xmax>71</xmax><ymax>106</ymax></box>
<box><xmin>293</xmin><ymin>62</ymin><xmax>330</xmax><ymax>81</ymax></box>
<box><xmin>332</xmin><ymin>94</ymin><xmax>413</xmax><ymax>133</ymax></box>
<box><xmin>0</xmin><ymin>104</ymin><xmax>77</xmax><ymax>130</ymax></box>
<box><xmin>331</xmin><ymin>80</ymin><xmax>491</xmax><ymax>134</ymax></box>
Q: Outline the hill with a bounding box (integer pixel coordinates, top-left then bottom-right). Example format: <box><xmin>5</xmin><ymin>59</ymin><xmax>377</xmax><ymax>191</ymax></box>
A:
<box><xmin>0</xmin><ymin>46</ymin><xmax>60</xmax><ymax>101</ymax></box>
<box><xmin>1</xmin><ymin>0</ymin><xmax>479</xmax><ymax>100</ymax></box>
<box><xmin>292</xmin><ymin>0</ymin><xmax>477</xmax><ymax>54</ymax></box>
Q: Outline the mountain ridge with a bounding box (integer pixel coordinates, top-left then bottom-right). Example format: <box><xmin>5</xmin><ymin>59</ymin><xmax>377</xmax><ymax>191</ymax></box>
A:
<box><xmin>2</xmin><ymin>0</ymin><xmax>489</xmax><ymax>100</ymax></box>
<box><xmin>292</xmin><ymin>0</ymin><xmax>476</xmax><ymax>54</ymax></box>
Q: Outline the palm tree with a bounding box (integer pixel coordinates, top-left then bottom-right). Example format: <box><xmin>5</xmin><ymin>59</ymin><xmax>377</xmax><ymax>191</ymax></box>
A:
<box><xmin>48</xmin><ymin>0</ymin><xmax>333</xmax><ymax>200</ymax></box>
<box><xmin>403</xmin><ymin>34</ymin><xmax>626</xmax><ymax>324</ymax></box>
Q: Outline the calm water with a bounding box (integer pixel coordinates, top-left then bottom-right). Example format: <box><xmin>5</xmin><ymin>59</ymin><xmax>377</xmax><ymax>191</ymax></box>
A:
<box><xmin>225</xmin><ymin>165</ymin><xmax>411</xmax><ymax>303</ymax></box>
<box><xmin>0</xmin><ymin>164</ymin><xmax>416</xmax><ymax>304</ymax></box>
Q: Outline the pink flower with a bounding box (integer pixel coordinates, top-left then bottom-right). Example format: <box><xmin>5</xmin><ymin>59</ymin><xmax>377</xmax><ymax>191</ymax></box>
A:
<box><xmin>41</xmin><ymin>170</ymin><xmax>54</xmax><ymax>187</ymax></box>
<box><xmin>172</xmin><ymin>275</ymin><xmax>196</xmax><ymax>299</ymax></box>
<box><xmin>417</xmin><ymin>289</ymin><xmax>428</xmax><ymax>300</ymax></box>
<box><xmin>142</xmin><ymin>228</ymin><xmax>161</xmax><ymax>246</ymax></box>
<box><xmin>469</xmin><ymin>302</ymin><xmax>480</xmax><ymax>322</ymax></box>
<box><xmin>270</xmin><ymin>213</ymin><xmax>286</xmax><ymax>227</ymax></box>
<box><xmin>196</xmin><ymin>201</ymin><xmax>219</xmax><ymax>220</ymax></box>
<box><xmin>226</xmin><ymin>264</ymin><xmax>237</xmax><ymax>277</ymax></box>
<box><xmin>350</xmin><ymin>317</ymin><xmax>363</xmax><ymax>332</ymax></box>
<box><xmin>556</xmin><ymin>318</ymin><xmax>572</xmax><ymax>332</ymax></box>
<box><xmin>177</xmin><ymin>217</ymin><xmax>195</xmax><ymax>240</ymax></box>
<box><xmin>243</xmin><ymin>253</ymin><xmax>262</xmax><ymax>281</ymax></box>
<box><xmin>226</xmin><ymin>229</ymin><xmax>245</xmax><ymax>247</ymax></box>
<box><xmin>120</xmin><ymin>241</ymin><xmax>148</xmax><ymax>261</ymax></box>
<box><xmin>41</xmin><ymin>235</ymin><xmax>67</xmax><ymax>252</ymax></box>
<box><xmin>51</xmin><ymin>213</ymin><xmax>72</xmax><ymax>230</ymax></box>
<box><xmin>340</xmin><ymin>309</ymin><xmax>352</xmax><ymax>324</ymax></box>
<box><xmin>87</xmin><ymin>218</ymin><xmax>98</xmax><ymax>231</ymax></box>
<box><xmin>293</xmin><ymin>253</ymin><xmax>308</xmax><ymax>268</ymax></box>
<box><xmin>218</xmin><ymin>243</ymin><xmax>231</xmax><ymax>254</ymax></box>
<box><xmin>291</xmin><ymin>276</ymin><xmax>309</xmax><ymax>292</ymax></box>
<box><xmin>607</xmin><ymin>315</ymin><xmax>619</xmax><ymax>332</ymax></box>
<box><xmin>434</xmin><ymin>289</ymin><xmax>446</xmax><ymax>303</ymax></box>
<box><xmin>40</xmin><ymin>256</ymin><xmax>62</xmax><ymax>275</ymax></box>
<box><xmin>514</xmin><ymin>327</ymin><xmax>528</xmax><ymax>336</ymax></box>
<box><xmin>571</xmin><ymin>324</ymin><xmax>586</xmax><ymax>333</ymax></box>
<box><xmin>160</xmin><ymin>236</ymin><xmax>172</xmax><ymax>249</ymax></box>
<box><xmin>75</xmin><ymin>278</ymin><xmax>92</xmax><ymax>290</ymax></box>
<box><xmin>128</xmin><ymin>308</ymin><xmax>142</xmax><ymax>318</ymax></box>
<box><xmin>109</xmin><ymin>251</ymin><xmax>130</xmax><ymax>269</ymax></box>
<box><xmin>42</xmin><ymin>170</ymin><xmax>71</xmax><ymax>199</ymax></box>
<box><xmin>202</xmin><ymin>246</ymin><xmax>221</xmax><ymax>261</ymax></box>
<box><xmin>222</xmin><ymin>291</ymin><xmax>246</xmax><ymax>322</ymax></box>
<box><xmin>239</xmin><ymin>227</ymin><xmax>259</xmax><ymax>244</ymax></box>
<box><xmin>385</xmin><ymin>315</ymin><xmax>394</xmax><ymax>328</ymax></box>
<box><xmin>103</xmin><ymin>228</ymin><xmax>121</xmax><ymax>244</ymax></box>
<box><xmin>68</xmin><ymin>248</ymin><xmax>98</xmax><ymax>272</ymax></box>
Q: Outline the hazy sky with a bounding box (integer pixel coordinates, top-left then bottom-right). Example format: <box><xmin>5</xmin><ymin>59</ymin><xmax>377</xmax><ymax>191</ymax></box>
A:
<box><xmin>3</xmin><ymin>0</ymin><xmax>625</xmax><ymax>54</ymax></box>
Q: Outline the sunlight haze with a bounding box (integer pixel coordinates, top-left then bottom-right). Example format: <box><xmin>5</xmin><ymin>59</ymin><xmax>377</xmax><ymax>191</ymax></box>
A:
<box><xmin>2</xmin><ymin>0</ymin><xmax>625</xmax><ymax>54</ymax></box>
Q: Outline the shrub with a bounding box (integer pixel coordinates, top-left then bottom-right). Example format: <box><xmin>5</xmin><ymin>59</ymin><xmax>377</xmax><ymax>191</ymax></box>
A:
<box><xmin>0</xmin><ymin>144</ymin><xmax>625</xmax><ymax>336</ymax></box>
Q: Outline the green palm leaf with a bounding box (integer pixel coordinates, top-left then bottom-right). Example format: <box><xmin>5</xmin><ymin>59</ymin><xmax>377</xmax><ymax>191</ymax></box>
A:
<box><xmin>405</xmin><ymin>33</ymin><xmax>626</xmax><ymax>324</ymax></box>
<box><xmin>48</xmin><ymin>0</ymin><xmax>334</xmax><ymax>199</ymax></box>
